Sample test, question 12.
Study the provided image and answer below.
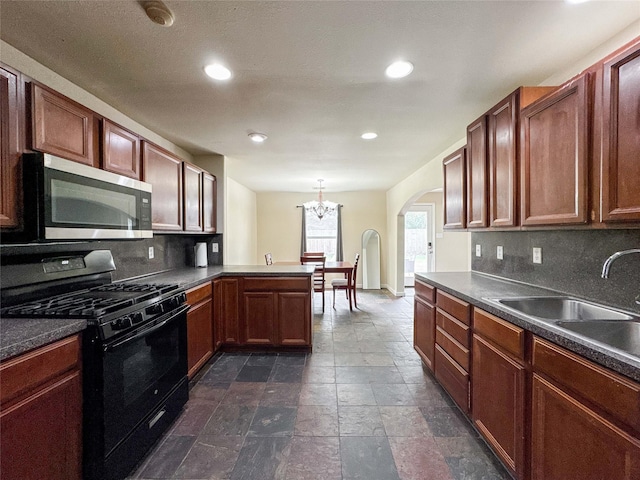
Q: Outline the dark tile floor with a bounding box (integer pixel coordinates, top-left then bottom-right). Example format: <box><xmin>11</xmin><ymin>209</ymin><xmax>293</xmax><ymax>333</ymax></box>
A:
<box><xmin>130</xmin><ymin>289</ymin><xmax>512</xmax><ymax>480</ymax></box>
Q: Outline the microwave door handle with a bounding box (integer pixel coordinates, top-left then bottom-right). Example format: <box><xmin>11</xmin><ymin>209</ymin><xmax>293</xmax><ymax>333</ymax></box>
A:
<box><xmin>104</xmin><ymin>305</ymin><xmax>189</xmax><ymax>352</ymax></box>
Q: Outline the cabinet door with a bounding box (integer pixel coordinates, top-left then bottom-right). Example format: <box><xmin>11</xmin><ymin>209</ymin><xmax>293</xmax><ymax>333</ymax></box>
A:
<box><xmin>414</xmin><ymin>296</ymin><xmax>435</xmax><ymax>372</ymax></box>
<box><xmin>31</xmin><ymin>83</ymin><xmax>97</xmax><ymax>167</ymax></box>
<box><xmin>466</xmin><ymin>116</ymin><xmax>488</xmax><ymax>228</ymax></box>
<box><xmin>183</xmin><ymin>162</ymin><xmax>204</xmax><ymax>232</ymax></box>
<box><xmin>520</xmin><ymin>76</ymin><xmax>589</xmax><ymax>226</ymax></box>
<box><xmin>142</xmin><ymin>141</ymin><xmax>183</xmax><ymax>230</ymax></box>
<box><xmin>243</xmin><ymin>292</ymin><xmax>275</xmax><ymax>345</ymax></box>
<box><xmin>277</xmin><ymin>292</ymin><xmax>311</xmax><ymax>346</ymax></box>
<box><xmin>213</xmin><ymin>280</ymin><xmax>223</xmax><ymax>351</ymax></box>
<box><xmin>472</xmin><ymin>335</ymin><xmax>525</xmax><ymax>479</ymax></box>
<box><xmin>1</xmin><ymin>372</ymin><xmax>82</xmax><ymax>480</ymax></box>
<box><xmin>215</xmin><ymin>278</ymin><xmax>240</xmax><ymax>345</ymax></box>
<box><xmin>102</xmin><ymin>120</ymin><xmax>140</xmax><ymax>179</ymax></box>
<box><xmin>488</xmin><ymin>91</ymin><xmax>518</xmax><ymax>227</ymax></box>
<box><xmin>443</xmin><ymin>147</ymin><xmax>467</xmax><ymax>229</ymax></box>
<box><xmin>602</xmin><ymin>41</ymin><xmax>640</xmax><ymax>222</ymax></box>
<box><xmin>203</xmin><ymin>172</ymin><xmax>217</xmax><ymax>233</ymax></box>
<box><xmin>531</xmin><ymin>374</ymin><xmax>640</xmax><ymax>480</ymax></box>
<box><xmin>187</xmin><ymin>299</ymin><xmax>213</xmax><ymax>378</ymax></box>
<box><xmin>0</xmin><ymin>64</ymin><xmax>22</xmax><ymax>229</ymax></box>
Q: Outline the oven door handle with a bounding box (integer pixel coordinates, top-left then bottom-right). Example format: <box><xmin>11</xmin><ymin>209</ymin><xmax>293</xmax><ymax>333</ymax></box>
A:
<box><xmin>104</xmin><ymin>304</ymin><xmax>190</xmax><ymax>352</ymax></box>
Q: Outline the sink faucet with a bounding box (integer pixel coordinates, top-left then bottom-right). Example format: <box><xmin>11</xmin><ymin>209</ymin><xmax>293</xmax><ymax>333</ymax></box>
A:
<box><xmin>601</xmin><ymin>249</ymin><xmax>640</xmax><ymax>306</ymax></box>
<box><xmin>601</xmin><ymin>249</ymin><xmax>640</xmax><ymax>278</ymax></box>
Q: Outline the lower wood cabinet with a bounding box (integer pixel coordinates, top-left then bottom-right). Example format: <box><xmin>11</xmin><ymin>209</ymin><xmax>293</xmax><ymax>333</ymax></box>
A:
<box><xmin>214</xmin><ymin>277</ymin><xmax>241</xmax><ymax>345</ymax></box>
<box><xmin>531</xmin><ymin>374</ymin><xmax>640</xmax><ymax>480</ymax></box>
<box><xmin>213</xmin><ymin>276</ymin><xmax>312</xmax><ymax>349</ymax></box>
<box><xmin>186</xmin><ymin>282</ymin><xmax>214</xmax><ymax>378</ymax></box>
<box><xmin>413</xmin><ymin>279</ymin><xmax>436</xmax><ymax>371</ymax></box>
<box><xmin>242</xmin><ymin>277</ymin><xmax>312</xmax><ymax>347</ymax></box>
<box><xmin>434</xmin><ymin>291</ymin><xmax>471</xmax><ymax>414</ymax></box>
<box><xmin>0</xmin><ymin>335</ymin><xmax>82</xmax><ymax>480</ymax></box>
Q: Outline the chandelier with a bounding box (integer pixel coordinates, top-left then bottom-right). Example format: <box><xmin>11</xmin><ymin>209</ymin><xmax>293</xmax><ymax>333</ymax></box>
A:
<box><xmin>304</xmin><ymin>179</ymin><xmax>337</xmax><ymax>220</ymax></box>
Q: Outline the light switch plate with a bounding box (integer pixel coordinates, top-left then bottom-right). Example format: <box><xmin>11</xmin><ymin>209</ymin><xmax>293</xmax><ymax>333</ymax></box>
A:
<box><xmin>475</xmin><ymin>244</ymin><xmax>482</xmax><ymax>257</ymax></box>
<box><xmin>211</xmin><ymin>243</ymin><xmax>219</xmax><ymax>253</ymax></box>
<box><xmin>497</xmin><ymin>246</ymin><xmax>504</xmax><ymax>260</ymax></box>
<box><xmin>148</xmin><ymin>246</ymin><xmax>154</xmax><ymax>259</ymax></box>
<box><xmin>533</xmin><ymin>247</ymin><xmax>542</xmax><ymax>264</ymax></box>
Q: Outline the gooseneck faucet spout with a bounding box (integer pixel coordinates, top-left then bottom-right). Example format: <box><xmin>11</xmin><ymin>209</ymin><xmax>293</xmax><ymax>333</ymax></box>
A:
<box><xmin>601</xmin><ymin>249</ymin><xmax>640</xmax><ymax>278</ymax></box>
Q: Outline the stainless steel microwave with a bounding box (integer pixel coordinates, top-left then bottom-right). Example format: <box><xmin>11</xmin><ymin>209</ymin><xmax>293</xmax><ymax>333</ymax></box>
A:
<box><xmin>8</xmin><ymin>153</ymin><xmax>153</xmax><ymax>242</ymax></box>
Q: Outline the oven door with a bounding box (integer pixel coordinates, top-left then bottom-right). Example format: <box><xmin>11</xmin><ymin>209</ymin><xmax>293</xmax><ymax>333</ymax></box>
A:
<box><xmin>101</xmin><ymin>305</ymin><xmax>188</xmax><ymax>456</ymax></box>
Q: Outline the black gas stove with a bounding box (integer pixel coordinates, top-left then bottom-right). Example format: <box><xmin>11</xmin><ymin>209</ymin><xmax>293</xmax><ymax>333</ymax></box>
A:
<box><xmin>0</xmin><ymin>250</ymin><xmax>189</xmax><ymax>480</ymax></box>
<box><xmin>2</xmin><ymin>281</ymin><xmax>185</xmax><ymax>342</ymax></box>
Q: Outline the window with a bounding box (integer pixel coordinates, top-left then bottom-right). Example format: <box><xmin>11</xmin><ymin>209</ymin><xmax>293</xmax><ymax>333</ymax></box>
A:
<box><xmin>305</xmin><ymin>209</ymin><xmax>338</xmax><ymax>261</ymax></box>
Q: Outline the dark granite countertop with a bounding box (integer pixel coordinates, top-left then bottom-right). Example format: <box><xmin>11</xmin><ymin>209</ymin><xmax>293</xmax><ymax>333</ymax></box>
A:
<box><xmin>415</xmin><ymin>271</ymin><xmax>640</xmax><ymax>383</ymax></box>
<box><xmin>0</xmin><ymin>265</ymin><xmax>314</xmax><ymax>361</ymax></box>
<box><xmin>126</xmin><ymin>265</ymin><xmax>315</xmax><ymax>291</ymax></box>
<box><xmin>1</xmin><ymin>317</ymin><xmax>86</xmax><ymax>362</ymax></box>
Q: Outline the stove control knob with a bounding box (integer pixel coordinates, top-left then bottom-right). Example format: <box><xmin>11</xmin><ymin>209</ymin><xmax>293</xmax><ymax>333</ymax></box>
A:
<box><xmin>112</xmin><ymin>316</ymin><xmax>132</xmax><ymax>330</ymax></box>
<box><xmin>147</xmin><ymin>303</ymin><xmax>164</xmax><ymax>315</ymax></box>
<box><xmin>131</xmin><ymin>312</ymin><xmax>144</xmax><ymax>324</ymax></box>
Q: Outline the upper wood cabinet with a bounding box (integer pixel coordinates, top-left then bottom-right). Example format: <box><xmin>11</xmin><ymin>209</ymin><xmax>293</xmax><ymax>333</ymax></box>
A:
<box><xmin>601</xmin><ymin>40</ymin><xmax>640</xmax><ymax>223</ymax></box>
<box><xmin>183</xmin><ymin>161</ymin><xmax>204</xmax><ymax>232</ymax></box>
<box><xmin>142</xmin><ymin>141</ymin><xmax>183</xmax><ymax>231</ymax></box>
<box><xmin>102</xmin><ymin>119</ymin><xmax>141</xmax><ymax>179</ymax></box>
<box><xmin>30</xmin><ymin>83</ymin><xmax>98</xmax><ymax>167</ymax></box>
<box><xmin>0</xmin><ymin>64</ymin><xmax>23</xmax><ymax>230</ymax></box>
<box><xmin>203</xmin><ymin>172</ymin><xmax>217</xmax><ymax>233</ymax></box>
<box><xmin>466</xmin><ymin>115</ymin><xmax>488</xmax><ymax>228</ymax></box>
<box><xmin>443</xmin><ymin>147</ymin><xmax>467</xmax><ymax>229</ymax></box>
<box><xmin>520</xmin><ymin>75</ymin><xmax>590</xmax><ymax>226</ymax></box>
<box><xmin>488</xmin><ymin>87</ymin><xmax>556</xmax><ymax>228</ymax></box>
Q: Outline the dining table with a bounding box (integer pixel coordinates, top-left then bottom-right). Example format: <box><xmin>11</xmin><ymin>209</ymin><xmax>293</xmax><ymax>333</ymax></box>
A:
<box><xmin>275</xmin><ymin>260</ymin><xmax>355</xmax><ymax>309</ymax></box>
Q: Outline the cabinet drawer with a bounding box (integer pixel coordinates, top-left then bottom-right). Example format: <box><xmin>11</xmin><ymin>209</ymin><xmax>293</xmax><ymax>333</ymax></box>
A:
<box><xmin>435</xmin><ymin>344</ymin><xmax>469</xmax><ymax>414</ymax></box>
<box><xmin>186</xmin><ymin>282</ymin><xmax>212</xmax><ymax>305</ymax></box>
<box><xmin>243</xmin><ymin>277</ymin><xmax>310</xmax><ymax>292</ymax></box>
<box><xmin>436</xmin><ymin>326</ymin><xmax>469</xmax><ymax>371</ymax></box>
<box><xmin>437</xmin><ymin>309</ymin><xmax>470</xmax><ymax>347</ymax></box>
<box><xmin>0</xmin><ymin>335</ymin><xmax>81</xmax><ymax>405</ymax></box>
<box><xmin>533</xmin><ymin>336</ymin><xmax>640</xmax><ymax>432</ymax></box>
<box><xmin>436</xmin><ymin>291</ymin><xmax>470</xmax><ymax>325</ymax></box>
<box><xmin>474</xmin><ymin>308</ymin><xmax>525</xmax><ymax>360</ymax></box>
<box><xmin>415</xmin><ymin>280</ymin><xmax>436</xmax><ymax>304</ymax></box>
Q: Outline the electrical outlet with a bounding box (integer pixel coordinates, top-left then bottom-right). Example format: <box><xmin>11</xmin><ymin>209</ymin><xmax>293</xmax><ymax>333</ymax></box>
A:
<box><xmin>211</xmin><ymin>243</ymin><xmax>219</xmax><ymax>253</ymax></box>
<box><xmin>148</xmin><ymin>246</ymin><xmax>154</xmax><ymax>259</ymax></box>
<box><xmin>475</xmin><ymin>244</ymin><xmax>482</xmax><ymax>257</ymax></box>
<box><xmin>497</xmin><ymin>246</ymin><xmax>504</xmax><ymax>260</ymax></box>
<box><xmin>533</xmin><ymin>247</ymin><xmax>542</xmax><ymax>264</ymax></box>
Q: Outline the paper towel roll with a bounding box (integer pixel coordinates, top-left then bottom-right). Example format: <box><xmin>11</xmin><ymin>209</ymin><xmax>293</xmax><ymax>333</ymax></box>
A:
<box><xmin>195</xmin><ymin>242</ymin><xmax>208</xmax><ymax>268</ymax></box>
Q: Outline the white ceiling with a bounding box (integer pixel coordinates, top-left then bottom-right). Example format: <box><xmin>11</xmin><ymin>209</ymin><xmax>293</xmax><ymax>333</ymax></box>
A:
<box><xmin>1</xmin><ymin>1</ymin><xmax>639</xmax><ymax>193</ymax></box>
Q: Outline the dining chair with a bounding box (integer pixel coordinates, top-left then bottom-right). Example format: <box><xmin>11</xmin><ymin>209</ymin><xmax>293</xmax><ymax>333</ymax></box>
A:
<box><xmin>332</xmin><ymin>253</ymin><xmax>360</xmax><ymax>310</ymax></box>
<box><xmin>265</xmin><ymin>253</ymin><xmax>273</xmax><ymax>265</ymax></box>
<box><xmin>300</xmin><ymin>255</ymin><xmax>326</xmax><ymax>312</ymax></box>
<box><xmin>302</xmin><ymin>251</ymin><xmax>324</xmax><ymax>258</ymax></box>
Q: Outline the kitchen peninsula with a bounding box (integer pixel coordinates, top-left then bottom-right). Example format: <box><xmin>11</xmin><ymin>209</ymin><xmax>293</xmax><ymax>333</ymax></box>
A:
<box><xmin>0</xmin><ymin>264</ymin><xmax>316</xmax><ymax>363</ymax></box>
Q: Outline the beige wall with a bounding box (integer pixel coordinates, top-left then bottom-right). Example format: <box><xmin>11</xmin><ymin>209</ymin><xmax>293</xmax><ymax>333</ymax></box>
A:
<box><xmin>224</xmin><ymin>177</ymin><xmax>257</xmax><ymax>265</ymax></box>
<box><xmin>256</xmin><ymin>190</ymin><xmax>387</xmax><ymax>287</ymax></box>
<box><xmin>386</xmin><ymin>139</ymin><xmax>470</xmax><ymax>296</ymax></box>
<box><xmin>415</xmin><ymin>192</ymin><xmax>471</xmax><ymax>273</ymax></box>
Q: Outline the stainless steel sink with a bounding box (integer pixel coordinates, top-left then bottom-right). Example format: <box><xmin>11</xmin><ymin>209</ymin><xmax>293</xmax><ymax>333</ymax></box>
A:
<box><xmin>556</xmin><ymin>320</ymin><xmax>640</xmax><ymax>357</ymax></box>
<box><xmin>494</xmin><ymin>296</ymin><xmax>635</xmax><ymax>321</ymax></box>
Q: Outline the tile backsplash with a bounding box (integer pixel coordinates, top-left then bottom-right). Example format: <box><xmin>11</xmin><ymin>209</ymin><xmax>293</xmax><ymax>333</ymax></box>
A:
<box><xmin>471</xmin><ymin>229</ymin><xmax>640</xmax><ymax>314</ymax></box>
<box><xmin>0</xmin><ymin>234</ymin><xmax>223</xmax><ymax>282</ymax></box>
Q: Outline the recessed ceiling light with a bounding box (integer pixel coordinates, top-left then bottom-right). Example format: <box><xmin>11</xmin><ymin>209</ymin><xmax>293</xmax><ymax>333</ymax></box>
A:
<box><xmin>361</xmin><ymin>132</ymin><xmax>378</xmax><ymax>140</ymax></box>
<box><xmin>248</xmin><ymin>132</ymin><xmax>267</xmax><ymax>143</ymax></box>
<box><xmin>385</xmin><ymin>60</ymin><xmax>414</xmax><ymax>79</ymax></box>
<box><xmin>204</xmin><ymin>63</ymin><xmax>232</xmax><ymax>81</ymax></box>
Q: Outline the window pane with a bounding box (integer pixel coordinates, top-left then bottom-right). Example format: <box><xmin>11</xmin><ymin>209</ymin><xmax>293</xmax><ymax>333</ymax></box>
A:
<box><xmin>305</xmin><ymin>209</ymin><xmax>337</xmax><ymax>261</ymax></box>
